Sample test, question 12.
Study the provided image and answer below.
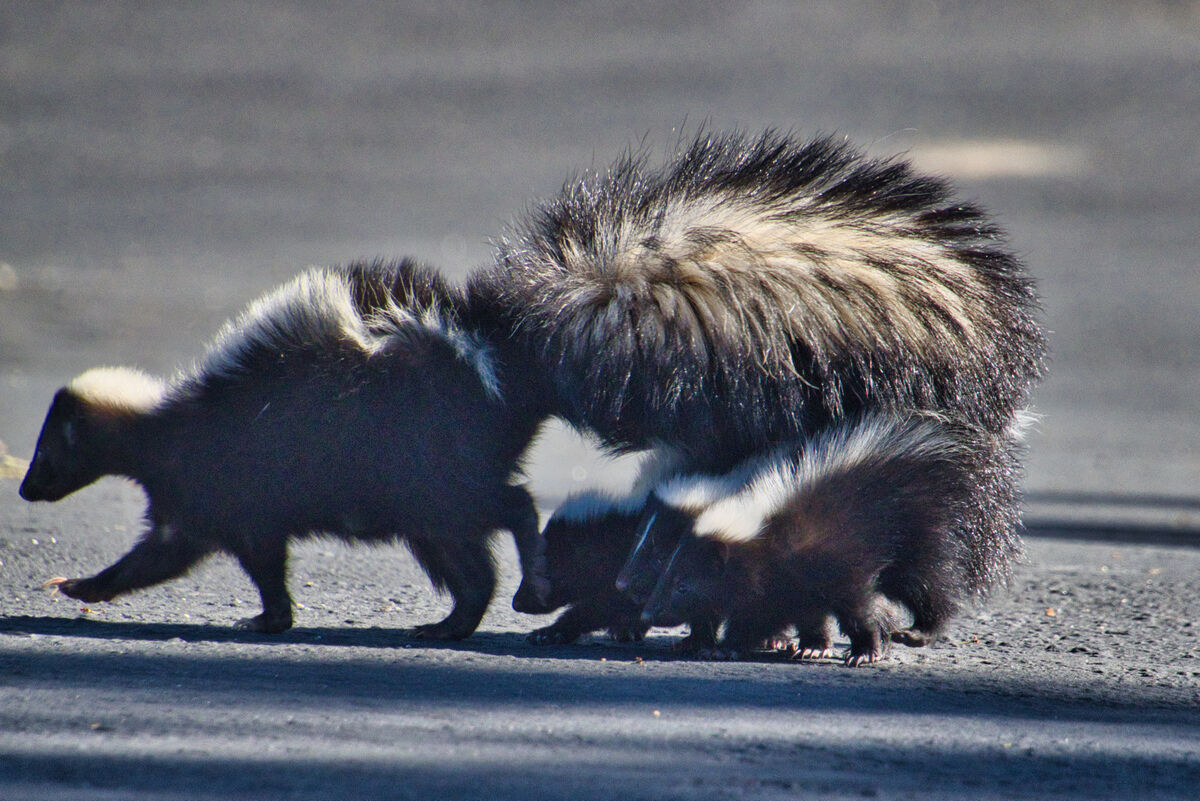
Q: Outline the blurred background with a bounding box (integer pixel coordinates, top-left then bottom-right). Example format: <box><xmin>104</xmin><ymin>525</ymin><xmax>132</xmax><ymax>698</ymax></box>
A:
<box><xmin>1</xmin><ymin>1</ymin><xmax>1197</xmax><ymax>528</ymax></box>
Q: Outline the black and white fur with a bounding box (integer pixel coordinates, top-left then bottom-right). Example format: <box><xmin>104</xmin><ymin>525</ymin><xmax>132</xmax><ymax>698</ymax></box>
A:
<box><xmin>640</xmin><ymin>413</ymin><xmax>1025</xmax><ymax>666</ymax></box>
<box><xmin>612</xmin><ymin>457</ymin><xmax>769</xmax><ymax>651</ymax></box>
<box><xmin>511</xmin><ymin>447</ymin><xmax>693</xmax><ymax>645</ymax></box>
<box><xmin>511</xmin><ymin>491</ymin><xmax>651</xmax><ymax>646</ymax></box>
<box><xmin>20</xmin><ymin>259</ymin><xmax>544</xmax><ymax>640</ymax></box>
<box><xmin>469</xmin><ymin>130</ymin><xmax>1046</xmax><ymax>471</ymax></box>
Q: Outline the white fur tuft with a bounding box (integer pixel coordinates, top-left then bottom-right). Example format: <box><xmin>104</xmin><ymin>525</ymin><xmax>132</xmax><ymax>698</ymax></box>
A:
<box><xmin>69</xmin><ymin>367</ymin><xmax>165</xmax><ymax>413</ymax></box>
<box><xmin>654</xmin><ymin>448</ymin><xmax>774</xmax><ymax>514</ymax></box>
<box><xmin>196</xmin><ymin>268</ymin><xmax>503</xmax><ymax>402</ymax></box>
<box><xmin>603</xmin><ymin>194</ymin><xmax>984</xmax><ymax>359</ymax></box>
<box><xmin>408</xmin><ymin>305</ymin><xmax>503</xmax><ymax>402</ymax></box>
<box><xmin>1008</xmin><ymin>408</ymin><xmax>1040</xmax><ymax>442</ymax></box>
<box><xmin>656</xmin><ymin>472</ymin><xmax>745</xmax><ymax>514</ymax></box>
<box><xmin>199</xmin><ymin>270</ymin><xmax>371</xmax><ymax>379</ymax></box>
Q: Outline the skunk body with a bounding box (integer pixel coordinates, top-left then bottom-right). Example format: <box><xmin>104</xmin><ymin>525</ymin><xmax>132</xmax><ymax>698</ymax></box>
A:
<box><xmin>474</xmin><ymin>130</ymin><xmax>1043</xmax><ymax>621</ymax></box>
<box><xmin>511</xmin><ymin>448</ymin><xmax>720</xmax><ymax>646</ymax></box>
<box><xmin>20</xmin><ymin>260</ymin><xmax>542</xmax><ymax>639</ymax></box>
<box><xmin>613</xmin><ymin>456</ymin><xmax>768</xmax><ymax>650</ymax></box>
<box><xmin>511</xmin><ymin>493</ymin><xmax>650</xmax><ymax>645</ymax></box>
<box><xmin>640</xmin><ymin>413</ymin><xmax>1023</xmax><ymax>665</ymax></box>
<box><xmin>469</xmin><ymin>130</ymin><xmax>1046</xmax><ymax>470</ymax></box>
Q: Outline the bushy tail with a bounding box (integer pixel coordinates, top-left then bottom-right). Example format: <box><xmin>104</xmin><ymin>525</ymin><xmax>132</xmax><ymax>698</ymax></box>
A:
<box><xmin>470</xmin><ymin>130</ymin><xmax>1046</xmax><ymax>465</ymax></box>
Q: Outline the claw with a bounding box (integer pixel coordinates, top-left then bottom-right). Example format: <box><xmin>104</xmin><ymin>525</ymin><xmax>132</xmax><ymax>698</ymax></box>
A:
<box><xmin>42</xmin><ymin>577</ymin><xmax>69</xmax><ymax>592</ymax></box>
<box><xmin>843</xmin><ymin>650</ymin><xmax>882</xmax><ymax>668</ymax></box>
<box><xmin>694</xmin><ymin>647</ymin><xmax>740</xmax><ymax>661</ymax></box>
<box><xmin>796</xmin><ymin>646</ymin><xmax>834</xmax><ymax>660</ymax></box>
<box><xmin>763</xmin><ymin>636</ymin><xmax>794</xmax><ymax>653</ymax></box>
<box><xmin>526</xmin><ymin>626</ymin><xmax>577</xmax><ymax>646</ymax></box>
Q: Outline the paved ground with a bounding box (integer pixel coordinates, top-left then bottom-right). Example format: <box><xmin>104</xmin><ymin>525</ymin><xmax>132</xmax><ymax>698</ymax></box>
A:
<box><xmin>1</xmin><ymin>2</ymin><xmax>1198</xmax><ymax>798</ymax></box>
<box><xmin>2</xmin><ymin>498</ymin><xmax>1199</xmax><ymax>800</ymax></box>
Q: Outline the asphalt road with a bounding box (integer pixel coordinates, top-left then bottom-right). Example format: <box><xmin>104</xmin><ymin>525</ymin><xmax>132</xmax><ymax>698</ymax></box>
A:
<box><xmin>1</xmin><ymin>2</ymin><xmax>1198</xmax><ymax>799</ymax></box>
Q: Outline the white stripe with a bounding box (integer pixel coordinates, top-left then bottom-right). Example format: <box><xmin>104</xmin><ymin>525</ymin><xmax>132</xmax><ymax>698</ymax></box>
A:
<box><xmin>551</xmin><ymin>445</ymin><xmax>688</xmax><ymax>524</ymax></box>
<box><xmin>68</xmin><ymin>367</ymin><xmax>165</xmax><ymax>413</ymax></box>
<box><xmin>694</xmin><ymin>414</ymin><xmax>963</xmax><ymax>544</ymax></box>
<box><xmin>192</xmin><ymin>267</ymin><xmax>504</xmax><ymax>402</ymax></box>
<box><xmin>630</xmin><ymin>510</ymin><xmax>659</xmax><ymax>555</ymax></box>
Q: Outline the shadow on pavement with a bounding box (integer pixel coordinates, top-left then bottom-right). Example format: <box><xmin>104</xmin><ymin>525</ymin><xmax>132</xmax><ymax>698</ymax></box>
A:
<box><xmin>1022</xmin><ymin>488</ymin><xmax>1200</xmax><ymax>547</ymax></box>
<box><xmin>1024</xmin><ymin>519</ymin><xmax>1200</xmax><ymax>548</ymax></box>
<box><xmin>1</xmin><ymin>745</ymin><xmax>1191</xmax><ymax>801</ymax></box>
<box><xmin>0</xmin><ymin>615</ymin><xmax>661</xmax><ymax>660</ymax></box>
<box><xmin>4</xmin><ymin>623</ymin><xmax>1196</xmax><ymax>724</ymax></box>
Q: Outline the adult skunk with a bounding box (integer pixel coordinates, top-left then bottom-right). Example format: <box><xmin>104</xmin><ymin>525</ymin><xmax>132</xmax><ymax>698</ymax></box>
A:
<box><xmin>21</xmin><ymin>260</ymin><xmax>543</xmax><ymax>639</ymax></box>
<box><xmin>468</xmin><ymin>130</ymin><xmax>1046</xmax><ymax>471</ymax></box>
<box><xmin>639</xmin><ymin>413</ymin><xmax>1024</xmax><ymax>666</ymax></box>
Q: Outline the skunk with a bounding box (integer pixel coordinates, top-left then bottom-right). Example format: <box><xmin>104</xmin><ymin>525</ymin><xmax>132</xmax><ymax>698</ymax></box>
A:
<box><xmin>613</xmin><ymin>458</ymin><xmax>765</xmax><ymax>651</ymax></box>
<box><xmin>511</xmin><ymin>448</ymin><xmax>723</xmax><ymax>647</ymax></box>
<box><xmin>511</xmin><ymin>490</ymin><xmax>651</xmax><ymax>645</ymax></box>
<box><xmin>640</xmin><ymin>413</ymin><xmax>1024</xmax><ymax>665</ymax></box>
<box><xmin>20</xmin><ymin>259</ymin><xmax>543</xmax><ymax>640</ymax></box>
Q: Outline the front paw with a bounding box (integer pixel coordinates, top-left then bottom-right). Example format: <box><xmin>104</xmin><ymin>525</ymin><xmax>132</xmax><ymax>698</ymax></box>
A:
<box><xmin>235</xmin><ymin>610</ymin><xmax>293</xmax><ymax>634</ymax></box>
<box><xmin>43</xmin><ymin>576</ymin><xmax>112</xmax><ymax>604</ymax></box>
<box><xmin>671</xmin><ymin>634</ymin><xmax>704</xmax><ymax>654</ymax></box>
<box><xmin>526</xmin><ymin>624</ymin><xmax>581</xmax><ymax>645</ymax></box>
<box><xmin>794</xmin><ymin>644</ymin><xmax>835</xmax><ymax>660</ymax></box>
<box><xmin>843</xmin><ymin>643</ymin><xmax>888</xmax><ymax>667</ymax></box>
<box><xmin>794</xmin><ymin>632</ymin><xmax>834</xmax><ymax>660</ymax></box>
<box><xmin>761</xmin><ymin>635</ymin><xmax>795</xmax><ymax>653</ymax></box>
<box><xmin>607</xmin><ymin>624</ymin><xmax>648</xmax><ymax>643</ymax></box>
<box><xmin>673</xmin><ymin>627</ymin><xmax>718</xmax><ymax>654</ymax></box>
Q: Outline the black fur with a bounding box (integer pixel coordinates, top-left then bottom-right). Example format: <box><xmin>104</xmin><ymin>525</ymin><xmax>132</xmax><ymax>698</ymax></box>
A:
<box><xmin>616</xmin><ymin>494</ymin><xmax>693</xmax><ymax>606</ymax></box>
<box><xmin>20</xmin><ymin>259</ymin><xmax>543</xmax><ymax>640</ymax></box>
<box><xmin>615</xmin><ymin>485</ymin><xmax>796</xmax><ymax>656</ymax></box>
<box><xmin>512</xmin><ymin>505</ymin><xmax>649</xmax><ymax>645</ymax></box>
<box><xmin>510</xmin><ymin>444</ymin><xmax>720</xmax><ymax>650</ymax></box>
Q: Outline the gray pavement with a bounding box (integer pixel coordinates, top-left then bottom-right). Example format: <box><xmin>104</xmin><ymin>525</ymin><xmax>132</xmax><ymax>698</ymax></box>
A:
<box><xmin>1</xmin><ymin>2</ymin><xmax>1198</xmax><ymax>799</ymax></box>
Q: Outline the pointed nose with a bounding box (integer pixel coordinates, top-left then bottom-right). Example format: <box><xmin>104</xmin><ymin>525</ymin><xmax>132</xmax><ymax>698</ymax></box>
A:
<box><xmin>18</xmin><ymin>465</ymin><xmax>43</xmax><ymax>501</ymax></box>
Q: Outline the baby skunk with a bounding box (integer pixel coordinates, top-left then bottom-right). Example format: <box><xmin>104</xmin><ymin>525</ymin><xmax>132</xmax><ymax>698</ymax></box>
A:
<box><xmin>614</xmin><ymin>461</ymin><xmax>765</xmax><ymax>652</ymax></box>
<box><xmin>511</xmin><ymin>448</ymin><xmax>710</xmax><ymax>645</ymax></box>
<box><xmin>511</xmin><ymin>490</ymin><xmax>650</xmax><ymax>645</ymax></box>
<box><xmin>20</xmin><ymin>260</ymin><xmax>543</xmax><ymax>640</ymax></box>
<box><xmin>640</xmin><ymin>413</ymin><xmax>1023</xmax><ymax>666</ymax></box>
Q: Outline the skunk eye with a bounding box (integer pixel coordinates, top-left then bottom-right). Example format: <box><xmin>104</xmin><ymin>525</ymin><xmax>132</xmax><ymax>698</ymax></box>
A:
<box><xmin>62</xmin><ymin>420</ymin><xmax>76</xmax><ymax>448</ymax></box>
